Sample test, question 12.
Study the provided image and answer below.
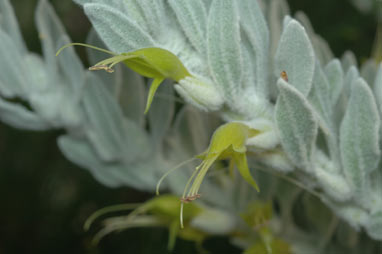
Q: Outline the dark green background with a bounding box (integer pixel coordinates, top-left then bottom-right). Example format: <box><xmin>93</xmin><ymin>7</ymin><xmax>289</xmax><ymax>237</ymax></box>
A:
<box><xmin>0</xmin><ymin>0</ymin><xmax>379</xmax><ymax>253</ymax></box>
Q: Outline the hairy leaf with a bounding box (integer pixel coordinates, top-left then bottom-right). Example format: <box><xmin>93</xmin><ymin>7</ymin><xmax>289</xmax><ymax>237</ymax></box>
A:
<box><xmin>207</xmin><ymin>0</ymin><xmax>242</xmax><ymax>97</ymax></box>
<box><xmin>275</xmin><ymin>78</ymin><xmax>318</xmax><ymax>169</ymax></box>
<box><xmin>340</xmin><ymin>78</ymin><xmax>381</xmax><ymax>191</ymax></box>
<box><xmin>275</xmin><ymin>20</ymin><xmax>315</xmax><ymax>96</ymax></box>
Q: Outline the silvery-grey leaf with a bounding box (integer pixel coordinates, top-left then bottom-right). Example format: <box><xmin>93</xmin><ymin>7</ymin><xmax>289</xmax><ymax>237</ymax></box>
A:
<box><xmin>237</xmin><ymin>0</ymin><xmax>269</xmax><ymax>96</ymax></box>
<box><xmin>134</xmin><ymin>0</ymin><xmax>166</xmax><ymax>38</ymax></box>
<box><xmin>58</xmin><ymin>134</ymin><xmax>125</xmax><ymax>187</ymax></box>
<box><xmin>85</xmin><ymin>28</ymin><xmax>122</xmax><ymax>95</ymax></box>
<box><xmin>374</xmin><ymin>63</ymin><xmax>382</xmax><ymax>115</ymax></box>
<box><xmin>240</xmin><ymin>34</ymin><xmax>257</xmax><ymax>93</ymax></box>
<box><xmin>275</xmin><ymin>20</ymin><xmax>315</xmax><ymax>96</ymax></box>
<box><xmin>58</xmin><ymin>132</ymin><xmax>166</xmax><ymax>191</ymax></box>
<box><xmin>202</xmin><ymin>0</ymin><xmax>212</xmax><ymax>10</ymax></box>
<box><xmin>22</xmin><ymin>54</ymin><xmax>48</xmax><ymax>93</ymax></box>
<box><xmin>340</xmin><ymin>78</ymin><xmax>381</xmax><ymax>191</ymax></box>
<box><xmin>56</xmin><ymin>35</ymin><xmax>84</xmax><ymax>94</ymax></box>
<box><xmin>359</xmin><ymin>169</ymin><xmax>382</xmax><ymax>213</ymax></box>
<box><xmin>295</xmin><ymin>12</ymin><xmax>334</xmax><ymax>64</ymax></box>
<box><xmin>334</xmin><ymin>66</ymin><xmax>360</xmax><ymax>128</ymax></box>
<box><xmin>294</xmin><ymin>11</ymin><xmax>315</xmax><ymax>37</ymax></box>
<box><xmin>308</xmin><ymin>61</ymin><xmax>332</xmax><ymax>129</ymax></box>
<box><xmin>0</xmin><ymin>97</ymin><xmax>48</xmax><ymax>130</ymax></box>
<box><xmin>314</xmin><ymin>151</ymin><xmax>352</xmax><ymax>202</ymax></box>
<box><xmin>340</xmin><ymin>66</ymin><xmax>360</xmax><ymax>108</ymax></box>
<box><xmin>275</xmin><ymin>78</ymin><xmax>318</xmax><ymax>170</ymax></box>
<box><xmin>120</xmin><ymin>0</ymin><xmax>148</xmax><ymax>34</ymax></box>
<box><xmin>84</xmin><ymin>3</ymin><xmax>155</xmax><ymax>53</ymax></box>
<box><xmin>148</xmin><ymin>80</ymin><xmax>174</xmax><ymax>151</ymax></box>
<box><xmin>360</xmin><ymin>59</ymin><xmax>378</xmax><ymax>86</ymax></box>
<box><xmin>0</xmin><ymin>31</ymin><xmax>28</xmax><ymax>97</ymax></box>
<box><xmin>334</xmin><ymin>204</ymin><xmax>369</xmax><ymax>231</ymax></box>
<box><xmin>118</xmin><ymin>68</ymin><xmax>146</xmax><ymax>127</ymax></box>
<box><xmin>0</xmin><ymin>0</ymin><xmax>27</xmax><ymax>53</ymax></box>
<box><xmin>35</xmin><ymin>0</ymin><xmax>66</xmax><ymax>77</ymax></box>
<box><xmin>74</xmin><ymin>0</ymin><xmax>125</xmax><ymax>9</ymax></box>
<box><xmin>324</xmin><ymin>59</ymin><xmax>344</xmax><ymax>106</ymax></box>
<box><xmin>365</xmin><ymin>211</ymin><xmax>382</xmax><ymax>240</ymax></box>
<box><xmin>207</xmin><ymin>0</ymin><xmax>242</xmax><ymax>97</ymax></box>
<box><xmin>172</xmin><ymin>106</ymin><xmax>219</xmax><ymax>155</ymax></box>
<box><xmin>268</xmin><ymin>0</ymin><xmax>290</xmax><ymax>57</ymax></box>
<box><xmin>313</xmin><ymin>35</ymin><xmax>334</xmax><ymax>65</ymax></box>
<box><xmin>169</xmin><ymin>0</ymin><xmax>207</xmax><ymax>55</ymax></box>
<box><xmin>85</xmin><ymin>28</ymin><xmax>109</xmax><ymax>65</ymax></box>
<box><xmin>341</xmin><ymin>51</ymin><xmax>357</xmax><ymax>72</ymax></box>
<box><xmin>82</xmin><ymin>73</ymin><xmax>131</xmax><ymax>162</ymax></box>
<box><xmin>282</xmin><ymin>15</ymin><xmax>293</xmax><ymax>29</ymax></box>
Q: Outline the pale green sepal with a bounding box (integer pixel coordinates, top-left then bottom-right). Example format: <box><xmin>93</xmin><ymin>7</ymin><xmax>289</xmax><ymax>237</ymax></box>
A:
<box><xmin>275</xmin><ymin>19</ymin><xmax>315</xmax><ymax>96</ymax></box>
<box><xmin>324</xmin><ymin>59</ymin><xmax>344</xmax><ymax>106</ymax></box>
<box><xmin>207</xmin><ymin>0</ymin><xmax>242</xmax><ymax>96</ymax></box>
<box><xmin>168</xmin><ymin>220</ymin><xmax>179</xmax><ymax>250</ymax></box>
<box><xmin>275</xmin><ymin>78</ymin><xmax>318</xmax><ymax>170</ymax></box>
<box><xmin>145</xmin><ymin>78</ymin><xmax>164</xmax><ymax>114</ymax></box>
<box><xmin>168</xmin><ymin>0</ymin><xmax>208</xmax><ymax>55</ymax></box>
<box><xmin>83</xmin><ymin>3</ymin><xmax>155</xmax><ymax>53</ymax></box>
<box><xmin>340</xmin><ymin>78</ymin><xmax>381</xmax><ymax>191</ymax></box>
<box><xmin>233</xmin><ymin>152</ymin><xmax>260</xmax><ymax>192</ymax></box>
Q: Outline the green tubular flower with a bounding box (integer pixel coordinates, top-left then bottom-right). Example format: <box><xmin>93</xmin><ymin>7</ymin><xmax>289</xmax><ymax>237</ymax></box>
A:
<box><xmin>84</xmin><ymin>195</ymin><xmax>203</xmax><ymax>250</ymax></box>
<box><xmin>180</xmin><ymin>122</ymin><xmax>261</xmax><ymax>226</ymax></box>
<box><xmin>56</xmin><ymin>43</ymin><xmax>191</xmax><ymax>113</ymax></box>
<box><xmin>240</xmin><ymin>201</ymin><xmax>273</xmax><ymax>229</ymax></box>
<box><xmin>240</xmin><ymin>202</ymin><xmax>292</xmax><ymax>254</ymax></box>
<box><xmin>183</xmin><ymin>122</ymin><xmax>261</xmax><ymax>201</ymax></box>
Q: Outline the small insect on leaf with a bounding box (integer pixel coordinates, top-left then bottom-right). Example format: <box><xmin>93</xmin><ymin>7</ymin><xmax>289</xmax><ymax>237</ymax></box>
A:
<box><xmin>281</xmin><ymin>71</ymin><xmax>288</xmax><ymax>82</ymax></box>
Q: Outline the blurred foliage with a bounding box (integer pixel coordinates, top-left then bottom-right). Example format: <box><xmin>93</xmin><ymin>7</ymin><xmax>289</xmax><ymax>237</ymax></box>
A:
<box><xmin>0</xmin><ymin>0</ymin><xmax>379</xmax><ymax>253</ymax></box>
